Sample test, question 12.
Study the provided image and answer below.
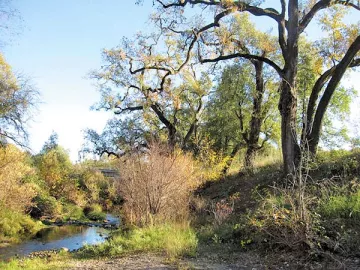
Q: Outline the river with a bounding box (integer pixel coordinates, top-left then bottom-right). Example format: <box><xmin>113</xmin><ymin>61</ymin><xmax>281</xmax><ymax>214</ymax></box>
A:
<box><xmin>0</xmin><ymin>214</ymin><xmax>120</xmax><ymax>260</ymax></box>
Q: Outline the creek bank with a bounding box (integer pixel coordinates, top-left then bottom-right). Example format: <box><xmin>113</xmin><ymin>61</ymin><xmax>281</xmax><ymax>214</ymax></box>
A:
<box><xmin>0</xmin><ymin>214</ymin><xmax>120</xmax><ymax>260</ymax></box>
<box><xmin>42</xmin><ymin>219</ymin><xmax>120</xmax><ymax>229</ymax></box>
<box><xmin>42</xmin><ymin>213</ymin><xmax>121</xmax><ymax>229</ymax></box>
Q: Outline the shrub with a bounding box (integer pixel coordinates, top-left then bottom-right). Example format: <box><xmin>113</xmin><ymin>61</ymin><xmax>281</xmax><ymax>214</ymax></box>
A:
<box><xmin>30</xmin><ymin>194</ymin><xmax>62</xmax><ymax>219</ymax></box>
<box><xmin>195</xmin><ymin>137</ymin><xmax>229</xmax><ymax>181</ymax></box>
<box><xmin>251</xmin><ymin>186</ymin><xmax>318</xmax><ymax>250</ymax></box>
<box><xmin>84</xmin><ymin>203</ymin><xmax>106</xmax><ymax>221</ymax></box>
<box><xmin>75</xmin><ymin>164</ymin><xmax>119</xmax><ymax>207</ymax></box>
<box><xmin>61</xmin><ymin>178</ymin><xmax>87</xmax><ymax>207</ymax></box>
<box><xmin>87</xmin><ymin>210</ymin><xmax>106</xmax><ymax>221</ymax></box>
<box><xmin>208</xmin><ymin>193</ymin><xmax>240</xmax><ymax>226</ymax></box>
<box><xmin>115</xmin><ymin>143</ymin><xmax>198</xmax><ymax>226</ymax></box>
<box><xmin>62</xmin><ymin>203</ymin><xmax>85</xmax><ymax>221</ymax></box>
<box><xmin>77</xmin><ymin>168</ymin><xmax>104</xmax><ymax>202</ymax></box>
<box><xmin>35</xmin><ymin>146</ymin><xmax>72</xmax><ymax>199</ymax></box>
<box><xmin>0</xmin><ymin>208</ymin><xmax>43</xmax><ymax>242</ymax></box>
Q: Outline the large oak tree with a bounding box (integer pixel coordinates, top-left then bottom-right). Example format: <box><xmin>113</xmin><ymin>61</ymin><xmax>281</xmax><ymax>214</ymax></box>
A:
<box><xmin>136</xmin><ymin>0</ymin><xmax>360</xmax><ymax>174</ymax></box>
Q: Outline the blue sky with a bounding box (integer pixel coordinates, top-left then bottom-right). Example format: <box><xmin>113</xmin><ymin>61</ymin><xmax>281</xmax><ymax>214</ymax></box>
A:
<box><xmin>3</xmin><ymin>0</ymin><xmax>154</xmax><ymax>160</ymax></box>
<box><xmin>3</xmin><ymin>1</ymin><xmax>360</xmax><ymax>160</ymax></box>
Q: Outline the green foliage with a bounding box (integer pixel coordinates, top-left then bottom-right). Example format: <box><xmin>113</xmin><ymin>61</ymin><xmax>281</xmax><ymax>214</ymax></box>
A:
<box><xmin>314</xmin><ymin>174</ymin><xmax>360</xmax><ymax>255</ymax></box>
<box><xmin>0</xmin><ymin>208</ymin><xmax>43</xmax><ymax>243</ymax></box>
<box><xmin>89</xmin><ymin>35</ymin><xmax>212</xmax><ymax>152</ymax></box>
<box><xmin>250</xmin><ymin>190</ymin><xmax>318</xmax><ymax>250</ymax></box>
<box><xmin>317</xmin><ymin>149</ymin><xmax>360</xmax><ymax>177</ymax></box>
<box><xmin>33</xmin><ymin>135</ymin><xmax>119</xmax><ymax>211</ymax></box>
<box><xmin>198</xmin><ymin>221</ymin><xmax>250</xmax><ymax>247</ymax></box>
<box><xmin>0</xmin><ymin>145</ymin><xmax>41</xmax><ymax>243</ymax></box>
<box><xmin>84</xmin><ymin>203</ymin><xmax>106</xmax><ymax>221</ymax></box>
<box><xmin>204</xmin><ymin>62</ymin><xmax>279</xmax><ymax>154</ymax></box>
<box><xmin>75</xmin><ymin>164</ymin><xmax>118</xmax><ymax>206</ymax></box>
<box><xmin>0</xmin><ymin>145</ymin><xmax>37</xmax><ymax>213</ymax></box>
<box><xmin>62</xmin><ymin>203</ymin><xmax>85</xmax><ymax>221</ymax></box>
<box><xmin>31</xmin><ymin>194</ymin><xmax>62</xmax><ymax>219</ymax></box>
<box><xmin>77</xmin><ymin>223</ymin><xmax>197</xmax><ymax>259</ymax></box>
<box><xmin>83</xmin><ymin>116</ymin><xmax>148</xmax><ymax>158</ymax></box>
<box><xmin>319</xmin><ymin>190</ymin><xmax>360</xmax><ymax>219</ymax></box>
<box><xmin>86</xmin><ymin>211</ymin><xmax>106</xmax><ymax>221</ymax></box>
<box><xmin>41</xmin><ymin>131</ymin><xmax>59</xmax><ymax>153</ymax></box>
<box><xmin>35</xmin><ymin>145</ymin><xmax>73</xmax><ymax>199</ymax></box>
<box><xmin>321</xmin><ymin>85</ymin><xmax>357</xmax><ymax>148</ymax></box>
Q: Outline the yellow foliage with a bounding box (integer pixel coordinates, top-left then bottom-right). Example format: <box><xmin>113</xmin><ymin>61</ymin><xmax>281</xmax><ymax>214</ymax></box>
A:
<box><xmin>37</xmin><ymin>147</ymin><xmax>72</xmax><ymax>199</ymax></box>
<box><xmin>221</xmin><ymin>0</ymin><xmax>235</xmax><ymax>7</ymax></box>
<box><xmin>0</xmin><ymin>53</ymin><xmax>18</xmax><ymax>91</ymax></box>
<box><xmin>196</xmin><ymin>137</ymin><xmax>231</xmax><ymax>181</ymax></box>
<box><xmin>0</xmin><ymin>145</ymin><xmax>36</xmax><ymax>213</ymax></box>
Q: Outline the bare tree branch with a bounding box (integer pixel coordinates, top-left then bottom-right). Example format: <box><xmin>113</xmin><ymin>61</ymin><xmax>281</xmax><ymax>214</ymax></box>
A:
<box><xmin>200</xmin><ymin>53</ymin><xmax>284</xmax><ymax>77</ymax></box>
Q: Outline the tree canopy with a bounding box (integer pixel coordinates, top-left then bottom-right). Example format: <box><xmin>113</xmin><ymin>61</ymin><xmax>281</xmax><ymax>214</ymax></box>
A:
<box><xmin>0</xmin><ymin>53</ymin><xmax>38</xmax><ymax>147</ymax></box>
<box><xmin>130</xmin><ymin>0</ymin><xmax>360</xmax><ymax>174</ymax></box>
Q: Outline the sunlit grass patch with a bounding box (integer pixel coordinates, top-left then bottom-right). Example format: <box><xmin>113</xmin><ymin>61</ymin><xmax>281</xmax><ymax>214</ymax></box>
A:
<box><xmin>0</xmin><ymin>253</ymin><xmax>71</xmax><ymax>270</ymax></box>
<box><xmin>77</xmin><ymin>223</ymin><xmax>198</xmax><ymax>259</ymax></box>
<box><xmin>319</xmin><ymin>189</ymin><xmax>360</xmax><ymax>220</ymax></box>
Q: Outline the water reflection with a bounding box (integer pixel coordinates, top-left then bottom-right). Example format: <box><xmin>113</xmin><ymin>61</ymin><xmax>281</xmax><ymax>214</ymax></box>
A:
<box><xmin>0</xmin><ymin>225</ymin><xmax>109</xmax><ymax>260</ymax></box>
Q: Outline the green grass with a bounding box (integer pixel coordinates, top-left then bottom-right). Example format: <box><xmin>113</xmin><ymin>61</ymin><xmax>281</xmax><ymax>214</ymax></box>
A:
<box><xmin>319</xmin><ymin>189</ymin><xmax>360</xmax><ymax>220</ymax></box>
<box><xmin>0</xmin><ymin>253</ymin><xmax>71</xmax><ymax>270</ymax></box>
<box><xmin>84</xmin><ymin>203</ymin><xmax>106</xmax><ymax>221</ymax></box>
<box><xmin>77</xmin><ymin>223</ymin><xmax>198</xmax><ymax>259</ymax></box>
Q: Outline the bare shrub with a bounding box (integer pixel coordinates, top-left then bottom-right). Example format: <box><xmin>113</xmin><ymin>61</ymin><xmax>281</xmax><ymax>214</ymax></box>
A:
<box><xmin>252</xmin><ymin>185</ymin><xmax>317</xmax><ymax>250</ymax></box>
<box><xmin>251</xmin><ymin>146</ymin><xmax>318</xmax><ymax>250</ymax></box>
<box><xmin>208</xmin><ymin>193</ymin><xmax>240</xmax><ymax>226</ymax></box>
<box><xmin>115</xmin><ymin>143</ymin><xmax>198</xmax><ymax>226</ymax></box>
<box><xmin>210</xmin><ymin>199</ymin><xmax>234</xmax><ymax>226</ymax></box>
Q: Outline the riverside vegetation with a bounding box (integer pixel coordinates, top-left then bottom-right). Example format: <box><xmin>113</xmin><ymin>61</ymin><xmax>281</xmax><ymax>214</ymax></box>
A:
<box><xmin>0</xmin><ymin>136</ymin><xmax>119</xmax><ymax>247</ymax></box>
<box><xmin>1</xmin><ymin>144</ymin><xmax>360</xmax><ymax>269</ymax></box>
<box><xmin>1</xmin><ymin>0</ymin><xmax>360</xmax><ymax>269</ymax></box>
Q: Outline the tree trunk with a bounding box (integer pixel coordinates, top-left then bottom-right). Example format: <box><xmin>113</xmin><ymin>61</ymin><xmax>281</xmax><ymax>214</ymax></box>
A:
<box><xmin>150</xmin><ymin>103</ymin><xmax>177</xmax><ymax>151</ymax></box>
<box><xmin>244</xmin><ymin>145</ymin><xmax>257</xmax><ymax>171</ymax></box>
<box><xmin>244</xmin><ymin>59</ymin><xmax>265</xmax><ymax>171</ymax></box>
<box><xmin>306</xmin><ymin>35</ymin><xmax>360</xmax><ymax>154</ymax></box>
<box><xmin>221</xmin><ymin>143</ymin><xmax>241</xmax><ymax>176</ymax></box>
<box><xmin>168</xmin><ymin>125</ymin><xmax>177</xmax><ymax>151</ymax></box>
<box><xmin>279</xmin><ymin>80</ymin><xmax>300</xmax><ymax>175</ymax></box>
<box><xmin>279</xmin><ymin>0</ymin><xmax>300</xmax><ymax>175</ymax></box>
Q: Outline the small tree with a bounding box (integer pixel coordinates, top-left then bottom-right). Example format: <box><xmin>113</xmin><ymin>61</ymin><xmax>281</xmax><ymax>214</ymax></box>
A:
<box><xmin>205</xmin><ymin>61</ymin><xmax>279</xmax><ymax>173</ymax></box>
<box><xmin>35</xmin><ymin>134</ymin><xmax>73</xmax><ymax>199</ymax></box>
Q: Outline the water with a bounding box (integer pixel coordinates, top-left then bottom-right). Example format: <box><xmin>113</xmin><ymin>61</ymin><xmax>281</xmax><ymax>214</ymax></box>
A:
<box><xmin>0</xmin><ymin>214</ymin><xmax>120</xmax><ymax>260</ymax></box>
<box><xmin>105</xmin><ymin>213</ymin><xmax>120</xmax><ymax>226</ymax></box>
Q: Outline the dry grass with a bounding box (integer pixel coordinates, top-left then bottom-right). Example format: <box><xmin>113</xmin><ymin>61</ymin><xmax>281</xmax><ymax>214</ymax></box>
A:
<box><xmin>227</xmin><ymin>149</ymin><xmax>282</xmax><ymax>175</ymax></box>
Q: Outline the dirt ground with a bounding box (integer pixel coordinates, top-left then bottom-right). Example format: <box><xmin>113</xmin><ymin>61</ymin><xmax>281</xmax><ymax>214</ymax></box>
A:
<box><xmin>69</xmin><ymin>253</ymin><xmax>263</xmax><ymax>270</ymax></box>
<box><xmin>69</xmin><ymin>250</ymin><xmax>360</xmax><ymax>270</ymax></box>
